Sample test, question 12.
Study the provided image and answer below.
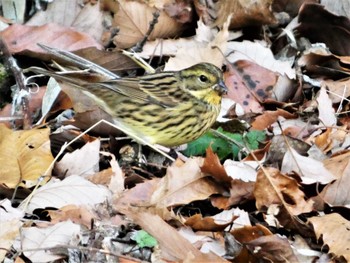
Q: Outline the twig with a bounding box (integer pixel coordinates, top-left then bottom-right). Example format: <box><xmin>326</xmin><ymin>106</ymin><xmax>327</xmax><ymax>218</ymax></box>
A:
<box><xmin>130</xmin><ymin>10</ymin><xmax>160</xmax><ymax>53</ymax></box>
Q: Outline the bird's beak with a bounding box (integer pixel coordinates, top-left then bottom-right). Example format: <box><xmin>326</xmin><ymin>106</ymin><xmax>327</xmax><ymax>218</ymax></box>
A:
<box><xmin>214</xmin><ymin>80</ymin><xmax>228</xmax><ymax>95</ymax></box>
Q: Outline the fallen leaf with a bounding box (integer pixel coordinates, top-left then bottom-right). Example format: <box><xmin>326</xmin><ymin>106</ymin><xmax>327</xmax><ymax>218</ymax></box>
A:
<box><xmin>0</xmin><ymin>124</ymin><xmax>53</xmax><ymax>188</ymax></box>
<box><xmin>245</xmin><ymin>235</ymin><xmax>299</xmax><ymax>263</ymax></box>
<box><xmin>223</xmin><ymin>159</ymin><xmax>258</xmax><ymax>182</ymax></box>
<box><xmin>112</xmin><ymin>0</ymin><xmax>183</xmax><ymax>49</ymax></box>
<box><xmin>26</xmin><ymin>1</ymin><xmax>83</xmax><ymax>27</ymax></box>
<box><xmin>296</xmin><ymin>3</ymin><xmax>350</xmax><ymax>56</ymax></box>
<box><xmin>254</xmin><ymin>167</ymin><xmax>314</xmax><ymax>215</ymax></box>
<box><xmin>0</xmin><ymin>199</ymin><xmax>24</xmax><ymax>261</ymax></box>
<box><xmin>150</xmin><ymin>158</ymin><xmax>223</xmax><ymax>208</ymax></box>
<box><xmin>48</xmin><ymin>205</ymin><xmax>96</xmax><ymax>229</ymax></box>
<box><xmin>185</xmin><ymin>214</ymin><xmax>235</xmax><ymax>232</ymax></box>
<box><xmin>55</xmin><ymin>139</ymin><xmax>100</xmax><ymax>178</ymax></box>
<box><xmin>321</xmin><ymin>151</ymin><xmax>350</xmax><ymax>206</ymax></box>
<box><xmin>0</xmin><ymin>23</ymin><xmax>102</xmax><ymax>57</ymax></box>
<box><xmin>308</xmin><ymin>213</ymin><xmax>350</xmax><ymax>262</ymax></box>
<box><xmin>251</xmin><ymin>109</ymin><xmax>296</xmax><ymax>130</ymax></box>
<box><xmin>231</xmin><ymin>224</ymin><xmax>273</xmax><ymax>262</ymax></box>
<box><xmin>18</xmin><ymin>221</ymin><xmax>81</xmax><ymax>263</ymax></box>
<box><xmin>0</xmin><ymin>219</ymin><xmax>23</xmax><ymax>262</ymax></box>
<box><xmin>164</xmin><ymin>16</ymin><xmax>230</xmax><ymax>70</ymax></box>
<box><xmin>196</xmin><ymin>0</ymin><xmax>277</xmax><ymax>28</ymax></box>
<box><xmin>201</xmin><ymin>148</ymin><xmax>232</xmax><ymax>184</ymax></box>
<box><xmin>226</xmin><ymin>40</ymin><xmax>296</xmax><ymax>79</ymax></box>
<box><xmin>19</xmin><ymin>175</ymin><xmax>111</xmax><ymax>213</ymax></box>
<box><xmin>317</xmin><ymin>87</ymin><xmax>337</xmax><ymax>126</ymax></box>
<box><xmin>124</xmin><ymin>211</ymin><xmax>228</xmax><ymax>262</ymax></box>
<box><xmin>281</xmin><ymin>148</ymin><xmax>335</xmax><ymax>184</ymax></box>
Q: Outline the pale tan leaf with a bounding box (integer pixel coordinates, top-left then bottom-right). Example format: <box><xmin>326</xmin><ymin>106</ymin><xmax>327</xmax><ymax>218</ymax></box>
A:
<box><xmin>317</xmin><ymin>87</ymin><xmax>337</xmax><ymax>126</ymax></box>
<box><xmin>322</xmin><ymin>78</ymin><xmax>350</xmax><ymax>103</ymax></box>
<box><xmin>20</xmin><ymin>221</ymin><xmax>81</xmax><ymax>262</ymax></box>
<box><xmin>48</xmin><ymin>205</ymin><xmax>96</xmax><ymax>229</ymax></box>
<box><xmin>0</xmin><ymin>124</ymin><xmax>53</xmax><ymax>188</ymax></box>
<box><xmin>223</xmin><ymin>159</ymin><xmax>258</xmax><ymax>182</ymax></box>
<box><xmin>226</xmin><ymin>40</ymin><xmax>296</xmax><ymax>79</ymax></box>
<box><xmin>321</xmin><ymin>151</ymin><xmax>350</xmax><ymax>206</ymax></box>
<box><xmin>281</xmin><ymin>148</ymin><xmax>335</xmax><ymax>184</ymax></box>
<box><xmin>0</xmin><ymin>199</ymin><xmax>24</xmax><ymax>261</ymax></box>
<box><xmin>0</xmin><ymin>219</ymin><xmax>23</xmax><ymax>261</ymax></box>
<box><xmin>71</xmin><ymin>2</ymin><xmax>104</xmax><ymax>41</ymax></box>
<box><xmin>19</xmin><ymin>175</ymin><xmax>111</xmax><ymax>213</ymax></box>
<box><xmin>164</xmin><ymin>17</ymin><xmax>230</xmax><ymax>70</ymax></box>
<box><xmin>55</xmin><ymin>139</ymin><xmax>100</xmax><ymax>177</ymax></box>
<box><xmin>113</xmin><ymin>0</ymin><xmax>183</xmax><ymax>49</ymax></box>
<box><xmin>0</xmin><ymin>199</ymin><xmax>24</xmax><ymax>221</ymax></box>
<box><xmin>26</xmin><ymin>0</ymin><xmax>82</xmax><ymax>26</ymax></box>
<box><xmin>308</xmin><ymin>213</ymin><xmax>350</xmax><ymax>262</ymax></box>
<box><xmin>150</xmin><ymin>158</ymin><xmax>222</xmax><ymax>208</ymax></box>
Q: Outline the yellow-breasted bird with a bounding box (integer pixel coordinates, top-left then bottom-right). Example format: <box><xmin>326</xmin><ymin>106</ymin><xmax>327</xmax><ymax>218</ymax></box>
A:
<box><xmin>29</xmin><ymin>63</ymin><xmax>227</xmax><ymax>147</ymax></box>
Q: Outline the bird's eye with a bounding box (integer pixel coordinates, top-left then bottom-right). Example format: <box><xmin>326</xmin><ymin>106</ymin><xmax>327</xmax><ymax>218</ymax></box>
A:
<box><xmin>199</xmin><ymin>75</ymin><xmax>208</xmax><ymax>82</ymax></box>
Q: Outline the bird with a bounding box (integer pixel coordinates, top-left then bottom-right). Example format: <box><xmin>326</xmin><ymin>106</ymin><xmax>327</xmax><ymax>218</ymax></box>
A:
<box><xmin>29</xmin><ymin>62</ymin><xmax>227</xmax><ymax>147</ymax></box>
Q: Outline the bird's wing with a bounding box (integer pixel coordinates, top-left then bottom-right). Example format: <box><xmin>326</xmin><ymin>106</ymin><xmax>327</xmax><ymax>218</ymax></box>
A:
<box><xmin>88</xmin><ymin>75</ymin><xmax>186</xmax><ymax>108</ymax></box>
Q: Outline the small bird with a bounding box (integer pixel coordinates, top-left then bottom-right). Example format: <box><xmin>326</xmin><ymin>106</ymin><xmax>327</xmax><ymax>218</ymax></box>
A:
<box><xmin>30</xmin><ymin>63</ymin><xmax>227</xmax><ymax>146</ymax></box>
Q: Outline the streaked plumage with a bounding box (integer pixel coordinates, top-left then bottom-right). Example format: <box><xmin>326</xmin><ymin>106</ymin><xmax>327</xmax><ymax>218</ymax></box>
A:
<box><xmin>30</xmin><ymin>63</ymin><xmax>227</xmax><ymax>146</ymax></box>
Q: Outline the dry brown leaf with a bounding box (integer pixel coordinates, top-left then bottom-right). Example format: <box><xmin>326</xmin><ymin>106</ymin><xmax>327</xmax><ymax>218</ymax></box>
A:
<box><xmin>226</xmin><ymin>40</ymin><xmax>296</xmax><ymax>79</ymax></box>
<box><xmin>150</xmin><ymin>158</ymin><xmax>223</xmax><ymax>208</ymax></box>
<box><xmin>321</xmin><ymin>151</ymin><xmax>350</xmax><ymax>206</ymax></box>
<box><xmin>87</xmin><ymin>167</ymin><xmax>114</xmax><ymax>186</ymax></box>
<box><xmin>112</xmin><ymin>0</ymin><xmax>183</xmax><ymax>49</ymax></box>
<box><xmin>195</xmin><ymin>0</ymin><xmax>277</xmax><ymax>28</ymax></box>
<box><xmin>74</xmin><ymin>47</ymin><xmax>139</xmax><ymax>72</ymax></box>
<box><xmin>251</xmin><ymin>109</ymin><xmax>296</xmax><ymax>130</ymax></box>
<box><xmin>201</xmin><ymin>148</ymin><xmax>231</xmax><ymax>184</ymax></box>
<box><xmin>265</xmin><ymin>135</ymin><xmax>310</xmax><ymax>167</ymax></box>
<box><xmin>231</xmin><ymin>224</ymin><xmax>273</xmax><ymax>262</ymax></box>
<box><xmin>245</xmin><ymin>235</ymin><xmax>299</xmax><ymax>263</ymax></box>
<box><xmin>185</xmin><ymin>214</ymin><xmax>235</xmax><ymax>232</ymax></box>
<box><xmin>113</xmin><ymin>178</ymin><xmax>174</xmax><ymax>220</ymax></box>
<box><xmin>308</xmin><ymin>213</ymin><xmax>350</xmax><ymax>262</ymax></box>
<box><xmin>0</xmin><ymin>23</ymin><xmax>102</xmax><ymax>56</ymax></box>
<box><xmin>124</xmin><ymin>211</ymin><xmax>228</xmax><ymax>262</ymax></box>
<box><xmin>315</xmin><ymin>128</ymin><xmax>333</xmax><ymax>152</ymax></box>
<box><xmin>296</xmin><ymin>3</ymin><xmax>350</xmax><ymax>56</ymax></box>
<box><xmin>225</xmin><ymin>61</ymin><xmax>277</xmax><ymax>113</ymax></box>
<box><xmin>0</xmin><ymin>125</ymin><xmax>53</xmax><ymax>188</ymax></box>
<box><xmin>48</xmin><ymin>205</ymin><xmax>96</xmax><ymax>229</ymax></box>
<box><xmin>254</xmin><ymin>167</ymin><xmax>314</xmax><ymax>215</ymax></box>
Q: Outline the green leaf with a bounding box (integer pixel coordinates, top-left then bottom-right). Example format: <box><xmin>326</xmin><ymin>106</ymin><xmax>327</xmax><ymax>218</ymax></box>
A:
<box><xmin>183</xmin><ymin>128</ymin><xmax>266</xmax><ymax>160</ymax></box>
<box><xmin>132</xmin><ymin>230</ymin><xmax>158</xmax><ymax>248</ymax></box>
<box><xmin>244</xmin><ymin>130</ymin><xmax>266</xmax><ymax>149</ymax></box>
